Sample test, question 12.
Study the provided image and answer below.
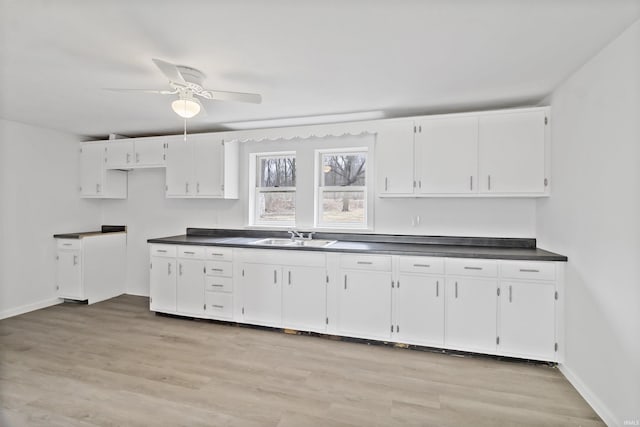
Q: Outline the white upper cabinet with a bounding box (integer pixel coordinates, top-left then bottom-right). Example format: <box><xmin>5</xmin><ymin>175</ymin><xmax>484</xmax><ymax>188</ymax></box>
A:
<box><xmin>478</xmin><ymin>110</ymin><xmax>547</xmax><ymax>194</ymax></box>
<box><xmin>415</xmin><ymin>116</ymin><xmax>479</xmax><ymax>194</ymax></box>
<box><xmin>104</xmin><ymin>138</ymin><xmax>166</xmax><ymax>169</ymax></box>
<box><xmin>376</xmin><ymin>120</ymin><xmax>415</xmax><ymax>195</ymax></box>
<box><xmin>79</xmin><ymin>142</ymin><xmax>127</xmax><ymax>199</ymax></box>
<box><xmin>165</xmin><ymin>135</ymin><xmax>239</xmax><ymax>199</ymax></box>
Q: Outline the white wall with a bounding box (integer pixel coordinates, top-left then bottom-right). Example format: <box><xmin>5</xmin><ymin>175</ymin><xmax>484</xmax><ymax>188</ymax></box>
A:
<box><xmin>0</xmin><ymin>119</ymin><xmax>102</xmax><ymax>318</ymax></box>
<box><xmin>537</xmin><ymin>20</ymin><xmax>640</xmax><ymax>426</ymax></box>
<box><xmin>102</xmin><ymin>133</ymin><xmax>536</xmax><ymax>296</ymax></box>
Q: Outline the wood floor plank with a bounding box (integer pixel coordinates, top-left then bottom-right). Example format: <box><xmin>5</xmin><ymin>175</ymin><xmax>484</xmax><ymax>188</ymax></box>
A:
<box><xmin>0</xmin><ymin>295</ymin><xmax>604</xmax><ymax>427</ymax></box>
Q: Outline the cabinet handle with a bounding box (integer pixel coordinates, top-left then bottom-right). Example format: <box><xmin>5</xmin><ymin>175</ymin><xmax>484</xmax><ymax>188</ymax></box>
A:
<box><xmin>210</xmin><ymin>253</ymin><xmax>224</xmax><ymax>257</ymax></box>
<box><xmin>179</xmin><ymin>263</ymin><xmax>183</xmax><ymax>276</ymax></box>
<box><xmin>73</xmin><ymin>255</ymin><xmax>78</xmax><ymax>266</ymax></box>
<box><xmin>344</xmin><ymin>275</ymin><xmax>347</xmax><ymax>290</ymax></box>
<box><xmin>126</xmin><ymin>153</ymin><xmax>131</xmax><ymax>163</ymax></box>
<box><xmin>168</xmin><ymin>263</ymin><xmax>172</xmax><ymax>275</ymax></box>
<box><xmin>413</xmin><ymin>263</ymin><xmax>430</xmax><ymax>268</ymax></box>
<box><xmin>509</xmin><ymin>285</ymin><xmax>513</xmax><ymax>303</ymax></box>
<box><xmin>385</xmin><ymin>177</ymin><xmax>388</xmax><ymax>191</ymax></box>
<box><xmin>183</xmin><ymin>251</ymin><xmax>195</xmax><ymax>255</ymax></box>
<box><xmin>357</xmin><ymin>261</ymin><xmax>373</xmax><ymax>265</ymax></box>
<box><xmin>464</xmin><ymin>266</ymin><xmax>482</xmax><ymax>270</ymax></box>
<box><xmin>212</xmin><ymin>305</ymin><xmax>224</xmax><ymax>309</ymax></box>
<box><xmin>136</xmin><ymin>152</ymin><xmax>140</xmax><ymax>163</ymax></box>
<box><xmin>210</xmin><ymin>268</ymin><xmax>223</xmax><ymax>272</ymax></box>
<box><xmin>63</xmin><ymin>243</ymin><xmax>72</xmax><ymax>246</ymax></box>
<box><xmin>210</xmin><ymin>284</ymin><xmax>224</xmax><ymax>288</ymax></box>
<box><xmin>455</xmin><ymin>281</ymin><xmax>458</xmax><ymax>298</ymax></box>
<box><xmin>436</xmin><ymin>281</ymin><xmax>439</xmax><ymax>297</ymax></box>
<box><xmin>519</xmin><ymin>268</ymin><xmax>540</xmax><ymax>273</ymax></box>
<box><xmin>274</xmin><ymin>270</ymin><xmax>277</xmax><ymax>284</ymax></box>
<box><xmin>156</xmin><ymin>249</ymin><xmax>167</xmax><ymax>253</ymax></box>
<box><xmin>488</xmin><ymin>175</ymin><xmax>491</xmax><ymax>191</ymax></box>
<box><xmin>197</xmin><ymin>182</ymin><xmax>200</xmax><ymax>193</ymax></box>
<box><xmin>470</xmin><ymin>176</ymin><xmax>473</xmax><ymax>191</ymax></box>
<box><xmin>288</xmin><ymin>271</ymin><xmax>291</xmax><ymax>285</ymax></box>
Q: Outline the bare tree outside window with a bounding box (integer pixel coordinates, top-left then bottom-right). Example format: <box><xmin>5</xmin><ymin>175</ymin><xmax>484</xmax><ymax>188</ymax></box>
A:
<box><xmin>319</xmin><ymin>151</ymin><xmax>367</xmax><ymax>226</ymax></box>
<box><xmin>255</xmin><ymin>154</ymin><xmax>296</xmax><ymax>224</ymax></box>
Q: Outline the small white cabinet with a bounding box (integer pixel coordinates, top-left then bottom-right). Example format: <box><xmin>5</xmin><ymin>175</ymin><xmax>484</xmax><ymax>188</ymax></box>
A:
<box><xmin>376</xmin><ymin>120</ymin><xmax>415</xmax><ymax>195</ymax></box>
<box><xmin>282</xmin><ymin>265</ymin><xmax>327</xmax><ymax>333</ymax></box>
<box><xmin>166</xmin><ymin>135</ymin><xmax>239</xmax><ymax>199</ymax></box>
<box><xmin>105</xmin><ymin>138</ymin><xmax>166</xmax><ymax>169</ymax></box>
<box><xmin>241</xmin><ymin>262</ymin><xmax>282</xmax><ymax>327</ymax></box>
<box><xmin>79</xmin><ymin>142</ymin><xmax>127</xmax><ymax>198</ymax></box>
<box><xmin>56</xmin><ymin>243</ymin><xmax>82</xmax><ymax>299</ymax></box>
<box><xmin>176</xmin><ymin>258</ymin><xmax>205</xmax><ymax>316</ymax></box>
<box><xmin>150</xmin><ymin>245</ymin><xmax>177</xmax><ymax>313</ymax></box>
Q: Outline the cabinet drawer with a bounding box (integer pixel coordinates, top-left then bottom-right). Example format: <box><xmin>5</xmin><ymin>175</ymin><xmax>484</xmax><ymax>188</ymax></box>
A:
<box><xmin>178</xmin><ymin>246</ymin><xmax>205</xmax><ymax>258</ymax></box>
<box><xmin>205</xmin><ymin>276</ymin><xmax>233</xmax><ymax>293</ymax></box>
<box><xmin>500</xmin><ymin>261</ymin><xmax>556</xmax><ymax>281</ymax></box>
<box><xmin>150</xmin><ymin>244</ymin><xmax>176</xmax><ymax>257</ymax></box>
<box><xmin>205</xmin><ymin>261</ymin><xmax>233</xmax><ymax>277</ymax></box>
<box><xmin>205</xmin><ymin>292</ymin><xmax>233</xmax><ymax>319</ymax></box>
<box><xmin>446</xmin><ymin>258</ymin><xmax>498</xmax><ymax>277</ymax></box>
<box><xmin>340</xmin><ymin>254</ymin><xmax>391</xmax><ymax>271</ymax></box>
<box><xmin>57</xmin><ymin>239</ymin><xmax>81</xmax><ymax>250</ymax></box>
<box><xmin>399</xmin><ymin>256</ymin><xmax>445</xmax><ymax>275</ymax></box>
<box><xmin>205</xmin><ymin>246</ymin><xmax>233</xmax><ymax>261</ymax></box>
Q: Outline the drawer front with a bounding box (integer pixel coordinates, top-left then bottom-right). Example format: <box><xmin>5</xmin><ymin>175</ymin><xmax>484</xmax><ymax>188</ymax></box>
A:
<box><xmin>446</xmin><ymin>258</ymin><xmax>498</xmax><ymax>277</ymax></box>
<box><xmin>150</xmin><ymin>244</ymin><xmax>176</xmax><ymax>257</ymax></box>
<box><xmin>57</xmin><ymin>239</ymin><xmax>81</xmax><ymax>250</ymax></box>
<box><xmin>205</xmin><ymin>246</ymin><xmax>233</xmax><ymax>261</ymax></box>
<box><xmin>500</xmin><ymin>261</ymin><xmax>556</xmax><ymax>281</ymax></box>
<box><xmin>205</xmin><ymin>276</ymin><xmax>233</xmax><ymax>293</ymax></box>
<box><xmin>205</xmin><ymin>292</ymin><xmax>233</xmax><ymax>319</ymax></box>
<box><xmin>178</xmin><ymin>246</ymin><xmax>206</xmax><ymax>259</ymax></box>
<box><xmin>205</xmin><ymin>261</ymin><xmax>233</xmax><ymax>277</ymax></box>
<box><xmin>399</xmin><ymin>256</ymin><xmax>445</xmax><ymax>275</ymax></box>
<box><xmin>340</xmin><ymin>254</ymin><xmax>392</xmax><ymax>271</ymax></box>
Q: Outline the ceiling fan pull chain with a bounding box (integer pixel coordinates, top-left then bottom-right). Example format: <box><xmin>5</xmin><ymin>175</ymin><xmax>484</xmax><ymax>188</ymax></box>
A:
<box><xmin>184</xmin><ymin>118</ymin><xmax>187</xmax><ymax>141</ymax></box>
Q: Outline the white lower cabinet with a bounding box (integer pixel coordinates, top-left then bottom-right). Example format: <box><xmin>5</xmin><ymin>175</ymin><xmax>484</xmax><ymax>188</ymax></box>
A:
<box><xmin>337</xmin><ymin>254</ymin><xmax>393</xmax><ymax>340</ymax></box>
<box><xmin>445</xmin><ymin>278</ymin><xmax>498</xmax><ymax>354</ymax></box>
<box><xmin>282</xmin><ymin>265</ymin><xmax>326</xmax><ymax>332</ymax></box>
<box><xmin>56</xmin><ymin>248</ymin><xmax>82</xmax><ymax>299</ymax></box>
<box><xmin>176</xmin><ymin>258</ymin><xmax>205</xmax><ymax>316</ymax></box>
<box><xmin>241</xmin><ymin>263</ymin><xmax>282</xmax><ymax>327</ymax></box>
<box><xmin>150</xmin><ymin>256</ymin><xmax>176</xmax><ymax>312</ymax></box>
<box><xmin>395</xmin><ymin>274</ymin><xmax>445</xmax><ymax>347</ymax></box>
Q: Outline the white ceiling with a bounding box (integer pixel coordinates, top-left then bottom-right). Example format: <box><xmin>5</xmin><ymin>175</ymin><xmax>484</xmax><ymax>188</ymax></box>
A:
<box><xmin>1</xmin><ymin>0</ymin><xmax>639</xmax><ymax>139</ymax></box>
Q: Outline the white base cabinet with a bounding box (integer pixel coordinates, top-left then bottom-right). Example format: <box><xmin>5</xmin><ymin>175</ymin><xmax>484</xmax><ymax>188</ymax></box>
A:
<box><xmin>149</xmin><ymin>245</ymin><xmax>563</xmax><ymax>362</ymax></box>
<box><xmin>56</xmin><ymin>233</ymin><xmax>126</xmax><ymax>304</ymax></box>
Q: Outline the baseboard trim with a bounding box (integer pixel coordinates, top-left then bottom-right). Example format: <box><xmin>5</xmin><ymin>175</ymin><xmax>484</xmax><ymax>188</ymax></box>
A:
<box><xmin>558</xmin><ymin>363</ymin><xmax>616</xmax><ymax>426</ymax></box>
<box><xmin>124</xmin><ymin>291</ymin><xmax>149</xmax><ymax>297</ymax></box>
<box><xmin>0</xmin><ymin>298</ymin><xmax>64</xmax><ymax>320</ymax></box>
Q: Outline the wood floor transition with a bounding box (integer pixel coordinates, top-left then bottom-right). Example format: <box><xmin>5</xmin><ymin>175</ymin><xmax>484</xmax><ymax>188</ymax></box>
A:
<box><xmin>0</xmin><ymin>295</ymin><xmax>603</xmax><ymax>426</ymax></box>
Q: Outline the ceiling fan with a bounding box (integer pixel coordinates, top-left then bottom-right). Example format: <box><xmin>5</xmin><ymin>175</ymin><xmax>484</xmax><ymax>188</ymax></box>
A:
<box><xmin>106</xmin><ymin>58</ymin><xmax>262</xmax><ymax>118</ymax></box>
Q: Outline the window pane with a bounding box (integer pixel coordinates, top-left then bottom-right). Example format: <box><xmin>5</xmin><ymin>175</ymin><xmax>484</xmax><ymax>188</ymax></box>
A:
<box><xmin>321</xmin><ymin>191</ymin><xmax>365</xmax><ymax>224</ymax></box>
<box><xmin>259</xmin><ymin>156</ymin><xmax>296</xmax><ymax>187</ymax></box>
<box><xmin>257</xmin><ymin>191</ymin><xmax>295</xmax><ymax>222</ymax></box>
<box><xmin>322</xmin><ymin>154</ymin><xmax>366</xmax><ymax>186</ymax></box>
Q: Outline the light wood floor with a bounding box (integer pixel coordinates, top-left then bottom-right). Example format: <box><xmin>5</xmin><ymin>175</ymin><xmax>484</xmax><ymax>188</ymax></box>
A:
<box><xmin>1</xmin><ymin>295</ymin><xmax>602</xmax><ymax>427</ymax></box>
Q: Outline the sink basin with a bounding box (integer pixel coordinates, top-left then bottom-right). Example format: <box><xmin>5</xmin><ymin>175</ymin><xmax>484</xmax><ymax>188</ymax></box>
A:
<box><xmin>250</xmin><ymin>238</ymin><xmax>337</xmax><ymax>248</ymax></box>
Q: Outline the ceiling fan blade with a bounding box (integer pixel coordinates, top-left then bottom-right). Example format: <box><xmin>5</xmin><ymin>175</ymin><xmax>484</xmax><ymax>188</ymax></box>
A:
<box><xmin>152</xmin><ymin>58</ymin><xmax>185</xmax><ymax>83</ymax></box>
<box><xmin>104</xmin><ymin>88</ymin><xmax>176</xmax><ymax>95</ymax></box>
<box><xmin>199</xmin><ymin>89</ymin><xmax>262</xmax><ymax>104</ymax></box>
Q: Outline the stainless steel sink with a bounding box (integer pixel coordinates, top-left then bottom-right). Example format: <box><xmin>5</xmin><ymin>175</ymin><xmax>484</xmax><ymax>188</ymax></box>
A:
<box><xmin>250</xmin><ymin>238</ymin><xmax>337</xmax><ymax>248</ymax></box>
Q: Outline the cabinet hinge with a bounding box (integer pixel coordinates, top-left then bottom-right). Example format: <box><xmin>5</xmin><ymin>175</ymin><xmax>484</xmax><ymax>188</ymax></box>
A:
<box><xmin>56</xmin><ymin>285</ymin><xmax>59</xmax><ymax>290</ymax></box>
<box><xmin>242</xmin><ymin>307</ymin><xmax>245</xmax><ymax>315</ymax></box>
<box><xmin>554</xmin><ymin>342</ymin><xmax>558</xmax><ymax>352</ymax></box>
<box><xmin>325</xmin><ymin>317</ymin><xmax>328</xmax><ymax>325</ymax></box>
<box><xmin>150</xmin><ymin>262</ymin><xmax>152</xmax><ymax>269</ymax></box>
<box><xmin>56</xmin><ymin>255</ymin><xmax>59</xmax><ymax>260</ymax></box>
<box><xmin>325</xmin><ymin>275</ymin><xmax>329</xmax><ymax>283</ymax></box>
<box><xmin>242</xmin><ymin>269</ymin><xmax>245</xmax><ymax>277</ymax></box>
<box><xmin>397</xmin><ymin>280</ymin><xmax>400</xmax><ymax>288</ymax></box>
<box><xmin>544</xmin><ymin>178</ymin><xmax>549</xmax><ymax>187</ymax></box>
<box><xmin>203</xmin><ymin>266</ymin><xmax>206</xmax><ymax>274</ymax></box>
<box><xmin>544</xmin><ymin>116</ymin><xmax>548</xmax><ymax>125</ymax></box>
<box><xmin>390</xmin><ymin>324</ymin><xmax>393</xmax><ymax>333</ymax></box>
<box><xmin>150</xmin><ymin>297</ymin><xmax>152</xmax><ymax>303</ymax></box>
<box><xmin>396</xmin><ymin>325</ymin><xmax>399</xmax><ymax>333</ymax></box>
<box><xmin>497</xmin><ymin>288</ymin><xmax>501</xmax><ymax>296</ymax></box>
<box><xmin>391</xmin><ymin>280</ymin><xmax>394</xmax><ymax>288</ymax></box>
<box><xmin>165</xmin><ymin>185</ymin><xmax>168</xmax><ymax>191</ymax></box>
<box><xmin>413</xmin><ymin>125</ymin><xmax>417</xmax><ymax>133</ymax></box>
<box><xmin>418</xmin><ymin>125</ymin><xmax>422</xmax><ymax>132</ymax></box>
<box><xmin>554</xmin><ymin>291</ymin><xmax>558</xmax><ymax>300</ymax></box>
<box><xmin>163</xmin><ymin>154</ymin><xmax>166</xmax><ymax>160</ymax></box>
<box><xmin>496</xmin><ymin>336</ymin><xmax>500</xmax><ymax>345</ymax></box>
<box><xmin>203</xmin><ymin>303</ymin><xmax>206</xmax><ymax>310</ymax></box>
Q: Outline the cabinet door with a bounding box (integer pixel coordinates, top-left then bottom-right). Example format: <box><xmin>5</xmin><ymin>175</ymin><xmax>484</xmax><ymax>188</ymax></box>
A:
<box><xmin>499</xmin><ymin>281</ymin><xmax>556</xmax><ymax>360</ymax></box>
<box><xmin>396</xmin><ymin>274</ymin><xmax>444</xmax><ymax>347</ymax></box>
<box><xmin>176</xmin><ymin>259</ymin><xmax>205</xmax><ymax>316</ymax></box>
<box><xmin>150</xmin><ymin>257</ymin><xmax>176</xmax><ymax>312</ymax></box>
<box><xmin>166</xmin><ymin>140</ymin><xmax>193</xmax><ymax>196</ymax></box>
<box><xmin>134</xmin><ymin>138</ymin><xmax>166</xmax><ymax>167</ymax></box>
<box><xmin>282</xmin><ymin>265</ymin><xmax>326</xmax><ymax>332</ymax></box>
<box><xmin>376</xmin><ymin>120</ymin><xmax>415</xmax><ymax>195</ymax></box>
<box><xmin>415</xmin><ymin>116</ymin><xmax>478</xmax><ymax>194</ymax></box>
<box><xmin>79</xmin><ymin>143</ymin><xmax>104</xmax><ymax>196</ymax></box>
<box><xmin>193</xmin><ymin>138</ymin><xmax>223</xmax><ymax>197</ymax></box>
<box><xmin>56</xmin><ymin>250</ymin><xmax>82</xmax><ymax>299</ymax></box>
<box><xmin>478</xmin><ymin>110</ymin><xmax>546</xmax><ymax>194</ymax></box>
<box><xmin>445</xmin><ymin>278</ymin><xmax>498</xmax><ymax>354</ymax></box>
<box><xmin>105</xmin><ymin>141</ymin><xmax>134</xmax><ymax>169</ymax></box>
<box><xmin>337</xmin><ymin>270</ymin><xmax>392</xmax><ymax>340</ymax></box>
<box><xmin>241</xmin><ymin>263</ymin><xmax>282</xmax><ymax>327</ymax></box>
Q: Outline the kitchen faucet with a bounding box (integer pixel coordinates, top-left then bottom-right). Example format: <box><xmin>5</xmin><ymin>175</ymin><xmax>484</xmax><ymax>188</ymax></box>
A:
<box><xmin>288</xmin><ymin>229</ymin><xmax>314</xmax><ymax>241</ymax></box>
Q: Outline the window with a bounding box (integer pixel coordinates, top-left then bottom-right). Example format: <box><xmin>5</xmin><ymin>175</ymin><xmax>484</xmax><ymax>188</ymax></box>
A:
<box><xmin>252</xmin><ymin>153</ymin><xmax>296</xmax><ymax>226</ymax></box>
<box><xmin>316</xmin><ymin>149</ymin><xmax>368</xmax><ymax>228</ymax></box>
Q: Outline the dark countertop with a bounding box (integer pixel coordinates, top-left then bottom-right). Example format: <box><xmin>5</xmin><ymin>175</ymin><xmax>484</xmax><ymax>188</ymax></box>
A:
<box><xmin>54</xmin><ymin>225</ymin><xmax>127</xmax><ymax>239</ymax></box>
<box><xmin>148</xmin><ymin>228</ymin><xmax>567</xmax><ymax>262</ymax></box>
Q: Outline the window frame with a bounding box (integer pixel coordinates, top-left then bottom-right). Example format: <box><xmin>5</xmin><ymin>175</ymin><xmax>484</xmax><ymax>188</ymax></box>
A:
<box><xmin>314</xmin><ymin>147</ymin><xmax>370</xmax><ymax>230</ymax></box>
<box><xmin>249</xmin><ymin>151</ymin><xmax>297</xmax><ymax>227</ymax></box>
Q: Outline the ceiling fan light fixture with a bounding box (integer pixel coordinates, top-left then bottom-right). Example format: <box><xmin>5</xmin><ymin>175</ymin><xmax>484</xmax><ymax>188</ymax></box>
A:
<box><xmin>171</xmin><ymin>97</ymin><xmax>201</xmax><ymax>118</ymax></box>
